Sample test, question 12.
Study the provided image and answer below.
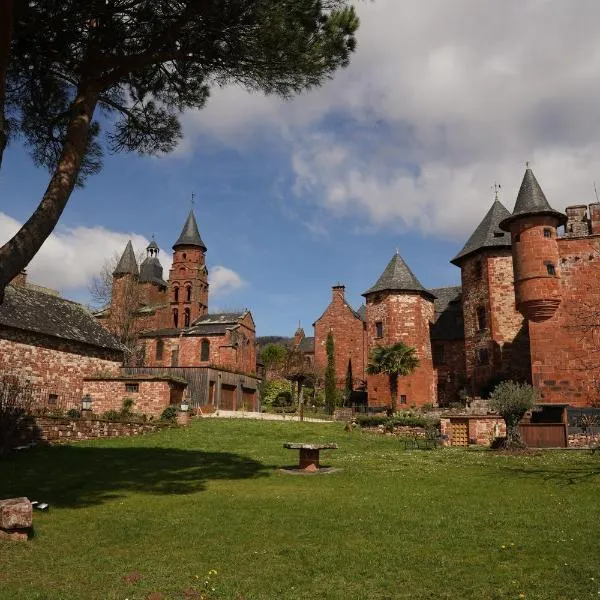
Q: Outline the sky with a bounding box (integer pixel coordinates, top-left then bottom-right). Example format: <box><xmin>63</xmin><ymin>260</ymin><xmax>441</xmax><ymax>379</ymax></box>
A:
<box><xmin>2</xmin><ymin>0</ymin><xmax>600</xmax><ymax>336</ymax></box>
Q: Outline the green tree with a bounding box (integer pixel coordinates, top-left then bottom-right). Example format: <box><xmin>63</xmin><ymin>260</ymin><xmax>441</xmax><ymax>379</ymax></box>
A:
<box><xmin>366</xmin><ymin>343</ymin><xmax>419</xmax><ymax>414</ymax></box>
<box><xmin>344</xmin><ymin>358</ymin><xmax>353</xmax><ymax>406</ymax></box>
<box><xmin>260</xmin><ymin>343</ymin><xmax>288</xmax><ymax>374</ymax></box>
<box><xmin>0</xmin><ymin>1</ymin><xmax>359</xmax><ymax>299</ymax></box>
<box><xmin>489</xmin><ymin>380</ymin><xmax>539</xmax><ymax>448</ymax></box>
<box><xmin>324</xmin><ymin>330</ymin><xmax>337</xmax><ymax>413</ymax></box>
<box><xmin>260</xmin><ymin>378</ymin><xmax>292</xmax><ymax>408</ymax></box>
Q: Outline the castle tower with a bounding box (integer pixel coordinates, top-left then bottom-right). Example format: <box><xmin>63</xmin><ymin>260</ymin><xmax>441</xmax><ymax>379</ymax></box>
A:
<box><xmin>109</xmin><ymin>240</ymin><xmax>139</xmax><ymax>335</ymax></box>
<box><xmin>362</xmin><ymin>252</ymin><xmax>436</xmax><ymax>408</ymax></box>
<box><xmin>169</xmin><ymin>210</ymin><xmax>209</xmax><ymax>329</ymax></box>
<box><xmin>499</xmin><ymin>167</ymin><xmax>567</xmax><ymax>322</ymax></box>
<box><xmin>451</xmin><ymin>197</ymin><xmax>530</xmax><ymax>395</ymax></box>
<box><xmin>138</xmin><ymin>239</ymin><xmax>168</xmax><ymax>308</ymax></box>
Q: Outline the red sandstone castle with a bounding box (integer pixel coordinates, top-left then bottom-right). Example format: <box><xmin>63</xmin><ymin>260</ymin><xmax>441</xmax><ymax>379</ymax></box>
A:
<box><xmin>309</xmin><ymin>167</ymin><xmax>600</xmax><ymax>409</ymax></box>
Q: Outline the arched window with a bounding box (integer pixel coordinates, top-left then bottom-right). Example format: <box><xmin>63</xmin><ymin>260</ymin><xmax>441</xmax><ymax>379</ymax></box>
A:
<box><xmin>173</xmin><ymin>309</ymin><xmax>179</xmax><ymax>328</ymax></box>
<box><xmin>186</xmin><ymin>285</ymin><xmax>192</xmax><ymax>302</ymax></box>
<box><xmin>201</xmin><ymin>339</ymin><xmax>210</xmax><ymax>361</ymax></box>
<box><xmin>173</xmin><ymin>287</ymin><xmax>179</xmax><ymax>303</ymax></box>
<box><xmin>184</xmin><ymin>307</ymin><xmax>191</xmax><ymax>327</ymax></box>
<box><xmin>476</xmin><ymin>306</ymin><xmax>486</xmax><ymax>331</ymax></box>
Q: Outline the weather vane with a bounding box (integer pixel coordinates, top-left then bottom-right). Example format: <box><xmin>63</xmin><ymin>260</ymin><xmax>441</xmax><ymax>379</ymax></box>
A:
<box><xmin>191</xmin><ymin>192</ymin><xmax>195</xmax><ymax>208</ymax></box>
<box><xmin>492</xmin><ymin>182</ymin><xmax>501</xmax><ymax>200</ymax></box>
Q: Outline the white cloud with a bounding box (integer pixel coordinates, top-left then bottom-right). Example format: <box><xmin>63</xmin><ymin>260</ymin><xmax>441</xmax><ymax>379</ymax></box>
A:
<box><xmin>209</xmin><ymin>265</ymin><xmax>247</xmax><ymax>297</ymax></box>
<box><xmin>179</xmin><ymin>0</ymin><xmax>600</xmax><ymax>238</ymax></box>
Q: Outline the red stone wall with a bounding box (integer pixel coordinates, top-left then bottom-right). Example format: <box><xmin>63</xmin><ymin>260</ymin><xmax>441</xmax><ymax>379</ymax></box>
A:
<box><xmin>365</xmin><ymin>292</ymin><xmax>435</xmax><ymax>407</ymax></box>
<box><xmin>82</xmin><ymin>379</ymin><xmax>184</xmax><ymax>417</ymax></box>
<box><xmin>527</xmin><ymin>235</ymin><xmax>600</xmax><ymax>405</ymax></box>
<box><xmin>433</xmin><ymin>339</ymin><xmax>466</xmax><ymax>405</ymax></box>
<box><xmin>313</xmin><ymin>286</ymin><xmax>366</xmax><ymax>387</ymax></box>
<box><xmin>0</xmin><ymin>329</ymin><xmax>122</xmax><ymax>397</ymax></box>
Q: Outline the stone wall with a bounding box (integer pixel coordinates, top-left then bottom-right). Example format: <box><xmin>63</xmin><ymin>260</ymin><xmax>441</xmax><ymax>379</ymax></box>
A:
<box><xmin>433</xmin><ymin>339</ymin><xmax>466</xmax><ymax>405</ymax></box>
<box><xmin>314</xmin><ymin>286</ymin><xmax>366</xmax><ymax>387</ymax></box>
<box><xmin>0</xmin><ymin>329</ymin><xmax>122</xmax><ymax>399</ymax></box>
<box><xmin>440</xmin><ymin>415</ymin><xmax>506</xmax><ymax>446</ymax></box>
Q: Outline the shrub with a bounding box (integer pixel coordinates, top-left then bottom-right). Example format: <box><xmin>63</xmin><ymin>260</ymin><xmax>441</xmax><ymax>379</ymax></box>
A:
<box><xmin>0</xmin><ymin>375</ymin><xmax>37</xmax><ymax>456</ymax></box>
<box><xmin>260</xmin><ymin>379</ymin><xmax>292</xmax><ymax>407</ymax></box>
<box><xmin>66</xmin><ymin>408</ymin><xmax>82</xmax><ymax>419</ymax></box>
<box><xmin>102</xmin><ymin>409</ymin><xmax>121</xmax><ymax>421</ymax></box>
<box><xmin>121</xmin><ymin>397</ymin><xmax>135</xmax><ymax>415</ymax></box>
<box><xmin>160</xmin><ymin>406</ymin><xmax>178</xmax><ymax>423</ymax></box>
<box><xmin>354</xmin><ymin>413</ymin><xmax>440</xmax><ymax>430</ymax></box>
<box><xmin>272</xmin><ymin>391</ymin><xmax>293</xmax><ymax>408</ymax></box>
<box><xmin>489</xmin><ymin>381</ymin><xmax>539</xmax><ymax>448</ymax></box>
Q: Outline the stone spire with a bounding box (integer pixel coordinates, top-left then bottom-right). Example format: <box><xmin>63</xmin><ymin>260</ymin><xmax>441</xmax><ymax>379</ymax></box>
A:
<box><xmin>173</xmin><ymin>210</ymin><xmax>207</xmax><ymax>251</ymax></box>
<box><xmin>451</xmin><ymin>199</ymin><xmax>512</xmax><ymax>265</ymax></box>
<box><xmin>500</xmin><ymin>167</ymin><xmax>566</xmax><ymax>231</ymax></box>
<box><xmin>363</xmin><ymin>252</ymin><xmax>435</xmax><ymax>300</ymax></box>
<box><xmin>113</xmin><ymin>240</ymin><xmax>139</xmax><ymax>276</ymax></box>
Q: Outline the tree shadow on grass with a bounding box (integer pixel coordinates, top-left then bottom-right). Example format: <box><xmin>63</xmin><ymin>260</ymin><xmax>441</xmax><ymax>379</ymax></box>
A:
<box><xmin>0</xmin><ymin>445</ymin><xmax>273</xmax><ymax>507</ymax></box>
<box><xmin>499</xmin><ymin>462</ymin><xmax>600</xmax><ymax>486</ymax></box>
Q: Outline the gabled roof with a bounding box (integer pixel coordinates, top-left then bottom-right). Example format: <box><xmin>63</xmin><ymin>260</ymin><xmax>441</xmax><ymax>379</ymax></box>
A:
<box><xmin>451</xmin><ymin>200</ymin><xmax>512</xmax><ymax>265</ymax></box>
<box><xmin>363</xmin><ymin>252</ymin><xmax>435</xmax><ymax>300</ymax></box>
<box><xmin>429</xmin><ymin>286</ymin><xmax>464</xmax><ymax>340</ymax></box>
<box><xmin>0</xmin><ymin>285</ymin><xmax>123</xmax><ymax>352</ymax></box>
<box><xmin>500</xmin><ymin>167</ymin><xmax>567</xmax><ymax>231</ymax></box>
<box><xmin>113</xmin><ymin>240</ymin><xmax>139</xmax><ymax>276</ymax></box>
<box><xmin>173</xmin><ymin>210</ymin><xmax>207</xmax><ymax>251</ymax></box>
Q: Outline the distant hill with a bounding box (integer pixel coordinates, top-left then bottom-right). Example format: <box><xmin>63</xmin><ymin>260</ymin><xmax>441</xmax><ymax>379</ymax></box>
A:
<box><xmin>256</xmin><ymin>336</ymin><xmax>293</xmax><ymax>350</ymax></box>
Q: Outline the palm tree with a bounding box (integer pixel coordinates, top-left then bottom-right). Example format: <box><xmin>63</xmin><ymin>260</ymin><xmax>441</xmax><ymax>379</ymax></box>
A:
<box><xmin>366</xmin><ymin>343</ymin><xmax>419</xmax><ymax>414</ymax></box>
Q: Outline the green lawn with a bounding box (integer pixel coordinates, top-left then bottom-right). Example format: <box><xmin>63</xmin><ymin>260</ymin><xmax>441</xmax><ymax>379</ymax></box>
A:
<box><xmin>1</xmin><ymin>419</ymin><xmax>599</xmax><ymax>600</ymax></box>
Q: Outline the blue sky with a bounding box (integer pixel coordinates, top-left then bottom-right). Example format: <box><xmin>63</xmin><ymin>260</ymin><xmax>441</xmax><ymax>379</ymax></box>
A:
<box><xmin>2</xmin><ymin>1</ymin><xmax>600</xmax><ymax>336</ymax></box>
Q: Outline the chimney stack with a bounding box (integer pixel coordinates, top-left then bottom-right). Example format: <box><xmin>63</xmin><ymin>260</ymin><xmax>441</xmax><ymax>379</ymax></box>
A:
<box><xmin>332</xmin><ymin>284</ymin><xmax>345</xmax><ymax>302</ymax></box>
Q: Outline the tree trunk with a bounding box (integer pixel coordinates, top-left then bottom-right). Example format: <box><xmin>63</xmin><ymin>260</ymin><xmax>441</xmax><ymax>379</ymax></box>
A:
<box><xmin>299</xmin><ymin>380</ymin><xmax>304</xmax><ymax>422</ymax></box>
<box><xmin>0</xmin><ymin>84</ymin><xmax>99</xmax><ymax>301</ymax></box>
<box><xmin>389</xmin><ymin>374</ymin><xmax>398</xmax><ymax>415</ymax></box>
<box><xmin>0</xmin><ymin>0</ymin><xmax>14</xmax><ymax>170</ymax></box>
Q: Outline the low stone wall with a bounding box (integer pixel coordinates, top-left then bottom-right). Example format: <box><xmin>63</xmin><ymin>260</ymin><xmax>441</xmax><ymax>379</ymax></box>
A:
<box><xmin>364</xmin><ymin>425</ymin><xmax>428</xmax><ymax>437</ymax></box>
<box><xmin>30</xmin><ymin>416</ymin><xmax>161</xmax><ymax>444</ymax></box>
<box><xmin>568</xmin><ymin>431</ymin><xmax>600</xmax><ymax>448</ymax></box>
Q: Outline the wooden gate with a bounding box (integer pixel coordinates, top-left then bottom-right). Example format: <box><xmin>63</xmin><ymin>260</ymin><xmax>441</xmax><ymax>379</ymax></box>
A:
<box><xmin>220</xmin><ymin>384</ymin><xmax>235</xmax><ymax>410</ymax></box>
<box><xmin>519</xmin><ymin>423</ymin><xmax>567</xmax><ymax>448</ymax></box>
<box><xmin>450</xmin><ymin>419</ymin><xmax>469</xmax><ymax>446</ymax></box>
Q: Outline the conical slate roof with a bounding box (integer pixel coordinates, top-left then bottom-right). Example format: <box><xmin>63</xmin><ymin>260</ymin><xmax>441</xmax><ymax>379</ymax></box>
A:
<box><xmin>113</xmin><ymin>240</ymin><xmax>139</xmax><ymax>276</ymax></box>
<box><xmin>500</xmin><ymin>168</ymin><xmax>566</xmax><ymax>231</ymax></box>
<box><xmin>147</xmin><ymin>239</ymin><xmax>159</xmax><ymax>251</ymax></box>
<box><xmin>451</xmin><ymin>200</ymin><xmax>512</xmax><ymax>265</ymax></box>
<box><xmin>362</xmin><ymin>252</ymin><xmax>435</xmax><ymax>300</ymax></box>
<box><xmin>139</xmin><ymin>257</ymin><xmax>167</xmax><ymax>285</ymax></box>
<box><xmin>173</xmin><ymin>210</ymin><xmax>207</xmax><ymax>251</ymax></box>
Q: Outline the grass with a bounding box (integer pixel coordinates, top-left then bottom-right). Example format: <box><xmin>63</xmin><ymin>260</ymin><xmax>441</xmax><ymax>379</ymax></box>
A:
<box><xmin>0</xmin><ymin>419</ymin><xmax>599</xmax><ymax>600</ymax></box>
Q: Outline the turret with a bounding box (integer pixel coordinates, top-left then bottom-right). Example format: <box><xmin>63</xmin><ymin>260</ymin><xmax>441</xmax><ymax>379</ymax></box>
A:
<box><xmin>500</xmin><ymin>167</ymin><xmax>566</xmax><ymax>322</ymax></box>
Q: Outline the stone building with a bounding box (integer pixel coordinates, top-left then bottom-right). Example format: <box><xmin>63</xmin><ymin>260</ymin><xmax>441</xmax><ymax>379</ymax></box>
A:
<box><xmin>0</xmin><ymin>273</ymin><xmax>123</xmax><ymax>403</ymax></box>
<box><xmin>96</xmin><ymin>210</ymin><xmax>260</xmax><ymax>409</ymax></box>
<box><xmin>310</xmin><ymin>166</ymin><xmax>600</xmax><ymax>408</ymax></box>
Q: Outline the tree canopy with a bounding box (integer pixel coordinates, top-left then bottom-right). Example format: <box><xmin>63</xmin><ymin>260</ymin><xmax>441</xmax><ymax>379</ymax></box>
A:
<box><xmin>0</xmin><ymin>0</ymin><xmax>359</xmax><ymax>298</ymax></box>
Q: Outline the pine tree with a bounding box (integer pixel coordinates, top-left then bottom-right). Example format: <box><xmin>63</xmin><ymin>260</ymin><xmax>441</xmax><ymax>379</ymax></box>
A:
<box><xmin>344</xmin><ymin>358</ymin><xmax>353</xmax><ymax>406</ymax></box>
<box><xmin>324</xmin><ymin>330</ymin><xmax>337</xmax><ymax>414</ymax></box>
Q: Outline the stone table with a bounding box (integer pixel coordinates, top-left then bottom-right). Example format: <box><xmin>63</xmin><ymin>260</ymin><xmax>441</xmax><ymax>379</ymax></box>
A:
<box><xmin>283</xmin><ymin>442</ymin><xmax>338</xmax><ymax>472</ymax></box>
<box><xmin>0</xmin><ymin>497</ymin><xmax>32</xmax><ymax>541</ymax></box>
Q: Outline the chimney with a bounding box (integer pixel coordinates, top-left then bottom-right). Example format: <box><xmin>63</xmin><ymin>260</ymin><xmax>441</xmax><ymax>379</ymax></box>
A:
<box><xmin>9</xmin><ymin>270</ymin><xmax>27</xmax><ymax>288</ymax></box>
<box><xmin>565</xmin><ymin>205</ymin><xmax>589</xmax><ymax>238</ymax></box>
<box><xmin>589</xmin><ymin>204</ymin><xmax>600</xmax><ymax>235</ymax></box>
<box><xmin>332</xmin><ymin>284</ymin><xmax>345</xmax><ymax>302</ymax></box>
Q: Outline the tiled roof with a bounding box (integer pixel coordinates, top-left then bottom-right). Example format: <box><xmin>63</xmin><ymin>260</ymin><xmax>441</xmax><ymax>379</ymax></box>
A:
<box><xmin>173</xmin><ymin>210</ymin><xmax>207</xmax><ymax>250</ymax></box>
<box><xmin>363</xmin><ymin>252</ymin><xmax>435</xmax><ymax>300</ymax></box>
<box><xmin>0</xmin><ymin>285</ymin><xmax>123</xmax><ymax>351</ymax></box>
<box><xmin>429</xmin><ymin>286</ymin><xmax>464</xmax><ymax>340</ymax></box>
<box><xmin>113</xmin><ymin>240</ymin><xmax>139</xmax><ymax>276</ymax></box>
<box><xmin>500</xmin><ymin>167</ymin><xmax>567</xmax><ymax>230</ymax></box>
<box><xmin>451</xmin><ymin>200</ymin><xmax>512</xmax><ymax>265</ymax></box>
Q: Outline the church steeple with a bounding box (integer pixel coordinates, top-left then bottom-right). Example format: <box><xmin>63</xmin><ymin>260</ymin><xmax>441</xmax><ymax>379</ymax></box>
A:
<box><xmin>173</xmin><ymin>210</ymin><xmax>207</xmax><ymax>251</ymax></box>
<box><xmin>113</xmin><ymin>240</ymin><xmax>139</xmax><ymax>276</ymax></box>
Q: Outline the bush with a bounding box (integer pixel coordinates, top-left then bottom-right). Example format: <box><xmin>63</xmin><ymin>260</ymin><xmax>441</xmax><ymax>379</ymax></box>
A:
<box><xmin>0</xmin><ymin>375</ymin><xmax>37</xmax><ymax>456</ymax></box>
<box><xmin>272</xmin><ymin>391</ymin><xmax>292</xmax><ymax>408</ymax></box>
<box><xmin>260</xmin><ymin>379</ymin><xmax>292</xmax><ymax>407</ymax></box>
<box><xmin>66</xmin><ymin>408</ymin><xmax>82</xmax><ymax>419</ymax></box>
<box><xmin>101</xmin><ymin>409</ymin><xmax>121</xmax><ymax>421</ymax></box>
<box><xmin>160</xmin><ymin>406</ymin><xmax>178</xmax><ymax>423</ymax></box>
<box><xmin>354</xmin><ymin>413</ymin><xmax>440</xmax><ymax>430</ymax></box>
<box><xmin>121</xmin><ymin>397</ymin><xmax>135</xmax><ymax>415</ymax></box>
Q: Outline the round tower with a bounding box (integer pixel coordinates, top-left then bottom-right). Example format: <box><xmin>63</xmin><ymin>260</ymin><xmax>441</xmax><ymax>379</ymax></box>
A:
<box><xmin>500</xmin><ymin>167</ymin><xmax>566</xmax><ymax>322</ymax></box>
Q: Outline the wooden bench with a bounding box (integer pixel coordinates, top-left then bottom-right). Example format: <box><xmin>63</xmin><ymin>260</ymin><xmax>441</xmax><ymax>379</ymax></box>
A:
<box><xmin>283</xmin><ymin>443</ymin><xmax>338</xmax><ymax>471</ymax></box>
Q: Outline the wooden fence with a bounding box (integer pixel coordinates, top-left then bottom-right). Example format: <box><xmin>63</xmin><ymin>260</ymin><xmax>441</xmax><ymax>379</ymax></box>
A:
<box><xmin>519</xmin><ymin>423</ymin><xmax>568</xmax><ymax>448</ymax></box>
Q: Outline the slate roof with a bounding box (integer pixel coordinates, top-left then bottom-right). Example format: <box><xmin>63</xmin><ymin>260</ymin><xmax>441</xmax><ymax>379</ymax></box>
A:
<box><xmin>500</xmin><ymin>167</ymin><xmax>567</xmax><ymax>231</ymax></box>
<box><xmin>0</xmin><ymin>285</ymin><xmax>123</xmax><ymax>352</ymax></box>
<box><xmin>363</xmin><ymin>252</ymin><xmax>435</xmax><ymax>300</ymax></box>
<box><xmin>173</xmin><ymin>210</ymin><xmax>207</xmax><ymax>251</ymax></box>
<box><xmin>141</xmin><ymin>312</ymin><xmax>245</xmax><ymax>338</ymax></box>
<box><xmin>139</xmin><ymin>256</ymin><xmax>167</xmax><ymax>286</ymax></box>
<box><xmin>113</xmin><ymin>240</ymin><xmax>139</xmax><ymax>276</ymax></box>
<box><xmin>297</xmin><ymin>336</ymin><xmax>315</xmax><ymax>353</ymax></box>
<box><xmin>451</xmin><ymin>200</ymin><xmax>512</xmax><ymax>265</ymax></box>
<box><xmin>356</xmin><ymin>304</ymin><xmax>366</xmax><ymax>321</ymax></box>
<box><xmin>429</xmin><ymin>286</ymin><xmax>464</xmax><ymax>340</ymax></box>
<box><xmin>192</xmin><ymin>312</ymin><xmax>244</xmax><ymax>326</ymax></box>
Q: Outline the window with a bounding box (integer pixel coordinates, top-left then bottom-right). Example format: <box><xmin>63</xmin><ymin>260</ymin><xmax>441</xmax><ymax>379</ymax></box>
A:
<box><xmin>183</xmin><ymin>253</ymin><xmax>187</xmax><ymax>259</ymax></box>
<box><xmin>476</xmin><ymin>306</ymin><xmax>487</xmax><ymax>331</ymax></box>
<box><xmin>543</xmin><ymin>228</ymin><xmax>552</xmax><ymax>238</ymax></box>
<box><xmin>186</xmin><ymin>286</ymin><xmax>192</xmax><ymax>302</ymax></box>
<box><xmin>201</xmin><ymin>339</ymin><xmax>210</xmax><ymax>361</ymax></box>
<box><xmin>125</xmin><ymin>383</ymin><xmax>139</xmax><ymax>393</ymax></box>
<box><xmin>375</xmin><ymin>321</ymin><xmax>383</xmax><ymax>338</ymax></box>
<box><xmin>156</xmin><ymin>340</ymin><xmax>164</xmax><ymax>360</ymax></box>
<box><xmin>433</xmin><ymin>344</ymin><xmax>445</xmax><ymax>365</ymax></box>
<box><xmin>173</xmin><ymin>287</ymin><xmax>179</xmax><ymax>302</ymax></box>
<box><xmin>171</xmin><ymin>348</ymin><xmax>179</xmax><ymax>367</ymax></box>
<box><xmin>48</xmin><ymin>393</ymin><xmax>58</xmax><ymax>404</ymax></box>
<box><xmin>546</xmin><ymin>262</ymin><xmax>556</xmax><ymax>276</ymax></box>
<box><xmin>184</xmin><ymin>307</ymin><xmax>191</xmax><ymax>327</ymax></box>
<box><xmin>474</xmin><ymin>261</ymin><xmax>482</xmax><ymax>279</ymax></box>
<box><xmin>514</xmin><ymin>233</ymin><xmax>521</xmax><ymax>242</ymax></box>
<box><xmin>400</xmin><ymin>395</ymin><xmax>407</xmax><ymax>405</ymax></box>
<box><xmin>476</xmin><ymin>348</ymin><xmax>489</xmax><ymax>366</ymax></box>
<box><xmin>173</xmin><ymin>308</ymin><xmax>179</xmax><ymax>328</ymax></box>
